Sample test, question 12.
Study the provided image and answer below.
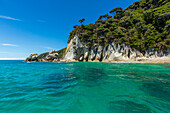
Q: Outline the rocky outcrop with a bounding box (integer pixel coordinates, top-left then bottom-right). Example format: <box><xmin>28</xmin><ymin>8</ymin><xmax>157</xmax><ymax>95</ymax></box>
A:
<box><xmin>40</xmin><ymin>50</ymin><xmax>59</xmax><ymax>61</ymax></box>
<box><xmin>63</xmin><ymin>35</ymin><xmax>170</xmax><ymax>62</ymax></box>
<box><xmin>64</xmin><ymin>35</ymin><xmax>84</xmax><ymax>61</ymax></box>
<box><xmin>24</xmin><ymin>53</ymin><xmax>38</xmax><ymax>62</ymax></box>
<box><xmin>25</xmin><ymin>50</ymin><xmax>59</xmax><ymax>62</ymax></box>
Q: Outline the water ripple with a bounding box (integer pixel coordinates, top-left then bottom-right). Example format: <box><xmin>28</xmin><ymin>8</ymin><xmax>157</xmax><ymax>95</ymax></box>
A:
<box><xmin>0</xmin><ymin>61</ymin><xmax>169</xmax><ymax>113</ymax></box>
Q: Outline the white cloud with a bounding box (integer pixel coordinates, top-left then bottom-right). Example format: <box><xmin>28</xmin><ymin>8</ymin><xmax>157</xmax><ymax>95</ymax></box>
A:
<box><xmin>0</xmin><ymin>15</ymin><xmax>21</xmax><ymax>21</ymax></box>
<box><xmin>1</xmin><ymin>44</ymin><xmax>18</xmax><ymax>47</ymax></box>
<box><xmin>44</xmin><ymin>47</ymin><xmax>53</xmax><ymax>50</ymax></box>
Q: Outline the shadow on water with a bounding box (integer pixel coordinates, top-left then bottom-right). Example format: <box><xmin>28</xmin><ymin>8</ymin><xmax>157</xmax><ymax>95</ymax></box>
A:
<box><xmin>69</xmin><ymin>63</ymin><xmax>108</xmax><ymax>88</ymax></box>
<box><xmin>38</xmin><ymin>72</ymin><xmax>77</xmax><ymax>97</ymax></box>
<box><xmin>109</xmin><ymin>100</ymin><xmax>152</xmax><ymax>113</ymax></box>
<box><xmin>81</xmin><ymin>68</ymin><xmax>106</xmax><ymax>80</ymax></box>
<box><xmin>82</xmin><ymin>68</ymin><xmax>108</xmax><ymax>88</ymax></box>
<box><xmin>141</xmin><ymin>81</ymin><xmax>170</xmax><ymax>101</ymax></box>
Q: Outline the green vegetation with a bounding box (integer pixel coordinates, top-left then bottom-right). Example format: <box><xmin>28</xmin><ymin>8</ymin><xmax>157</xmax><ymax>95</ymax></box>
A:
<box><xmin>79</xmin><ymin>18</ymin><xmax>85</xmax><ymax>25</ymax></box>
<box><xmin>55</xmin><ymin>48</ymin><xmax>66</xmax><ymax>59</ymax></box>
<box><xmin>37</xmin><ymin>52</ymin><xmax>49</xmax><ymax>59</ymax></box>
<box><xmin>68</xmin><ymin>0</ymin><xmax>170</xmax><ymax>52</ymax></box>
<box><xmin>37</xmin><ymin>48</ymin><xmax>66</xmax><ymax>60</ymax></box>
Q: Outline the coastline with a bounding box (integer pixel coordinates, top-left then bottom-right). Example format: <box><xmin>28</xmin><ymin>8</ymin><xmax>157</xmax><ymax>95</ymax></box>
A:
<box><xmin>103</xmin><ymin>57</ymin><xmax>170</xmax><ymax>63</ymax></box>
<box><xmin>55</xmin><ymin>56</ymin><xmax>170</xmax><ymax>63</ymax></box>
<box><xmin>26</xmin><ymin>56</ymin><xmax>170</xmax><ymax>64</ymax></box>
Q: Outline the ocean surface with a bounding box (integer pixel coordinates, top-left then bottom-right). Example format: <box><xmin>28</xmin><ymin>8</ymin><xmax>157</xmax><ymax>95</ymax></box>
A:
<box><xmin>0</xmin><ymin>60</ymin><xmax>169</xmax><ymax>113</ymax></box>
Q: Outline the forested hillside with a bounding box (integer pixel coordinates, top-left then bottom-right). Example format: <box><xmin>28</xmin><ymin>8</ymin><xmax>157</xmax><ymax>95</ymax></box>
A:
<box><xmin>25</xmin><ymin>0</ymin><xmax>170</xmax><ymax>62</ymax></box>
<box><xmin>68</xmin><ymin>0</ymin><xmax>170</xmax><ymax>52</ymax></box>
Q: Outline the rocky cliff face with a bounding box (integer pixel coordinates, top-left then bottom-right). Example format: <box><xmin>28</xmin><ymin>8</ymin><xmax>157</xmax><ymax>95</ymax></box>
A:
<box><xmin>24</xmin><ymin>53</ymin><xmax>39</xmax><ymax>62</ymax></box>
<box><xmin>64</xmin><ymin>35</ymin><xmax>170</xmax><ymax>62</ymax></box>
<box><xmin>25</xmin><ymin>35</ymin><xmax>169</xmax><ymax>62</ymax></box>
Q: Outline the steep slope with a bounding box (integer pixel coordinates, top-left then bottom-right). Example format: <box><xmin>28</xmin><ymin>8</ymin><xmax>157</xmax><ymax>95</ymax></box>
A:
<box><xmin>64</xmin><ymin>0</ymin><xmax>170</xmax><ymax>61</ymax></box>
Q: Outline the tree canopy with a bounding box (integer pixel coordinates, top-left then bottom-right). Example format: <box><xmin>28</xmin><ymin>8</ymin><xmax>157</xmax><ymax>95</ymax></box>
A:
<box><xmin>68</xmin><ymin>0</ymin><xmax>170</xmax><ymax>52</ymax></box>
<box><xmin>79</xmin><ymin>18</ymin><xmax>85</xmax><ymax>25</ymax></box>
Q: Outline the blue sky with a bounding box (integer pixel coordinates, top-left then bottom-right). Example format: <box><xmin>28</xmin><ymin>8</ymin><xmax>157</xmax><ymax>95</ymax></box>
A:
<box><xmin>0</xmin><ymin>0</ymin><xmax>137</xmax><ymax>59</ymax></box>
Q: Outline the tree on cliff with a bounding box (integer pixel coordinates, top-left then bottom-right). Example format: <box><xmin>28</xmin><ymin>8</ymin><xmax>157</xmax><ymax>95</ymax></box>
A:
<box><xmin>109</xmin><ymin>7</ymin><xmax>123</xmax><ymax>19</ymax></box>
<box><xmin>73</xmin><ymin>25</ymin><xmax>78</xmax><ymax>29</ymax></box>
<box><xmin>79</xmin><ymin>18</ymin><xmax>85</xmax><ymax>25</ymax></box>
<box><xmin>98</xmin><ymin>14</ymin><xmax>112</xmax><ymax>20</ymax></box>
<box><xmin>109</xmin><ymin>7</ymin><xmax>123</xmax><ymax>14</ymax></box>
<box><xmin>68</xmin><ymin>0</ymin><xmax>170</xmax><ymax>52</ymax></box>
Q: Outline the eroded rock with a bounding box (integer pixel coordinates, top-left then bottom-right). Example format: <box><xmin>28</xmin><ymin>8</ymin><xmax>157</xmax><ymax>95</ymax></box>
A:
<box><xmin>25</xmin><ymin>53</ymin><xmax>38</xmax><ymax>62</ymax></box>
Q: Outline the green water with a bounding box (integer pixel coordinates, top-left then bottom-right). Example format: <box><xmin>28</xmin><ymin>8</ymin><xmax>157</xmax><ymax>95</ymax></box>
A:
<box><xmin>0</xmin><ymin>61</ymin><xmax>170</xmax><ymax>113</ymax></box>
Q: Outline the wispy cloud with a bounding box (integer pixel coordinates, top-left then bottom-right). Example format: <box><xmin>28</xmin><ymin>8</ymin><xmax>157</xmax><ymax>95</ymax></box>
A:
<box><xmin>0</xmin><ymin>58</ymin><xmax>25</xmax><ymax>60</ymax></box>
<box><xmin>0</xmin><ymin>52</ymin><xmax>9</xmax><ymax>54</ymax></box>
<box><xmin>44</xmin><ymin>47</ymin><xmax>53</xmax><ymax>50</ymax></box>
<box><xmin>0</xmin><ymin>15</ymin><xmax>21</xmax><ymax>21</ymax></box>
<box><xmin>37</xmin><ymin>20</ymin><xmax>46</xmax><ymax>23</ymax></box>
<box><xmin>1</xmin><ymin>44</ymin><xmax>18</xmax><ymax>47</ymax></box>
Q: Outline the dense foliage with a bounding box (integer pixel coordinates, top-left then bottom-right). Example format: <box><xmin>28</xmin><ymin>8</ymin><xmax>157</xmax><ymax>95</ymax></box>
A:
<box><xmin>68</xmin><ymin>0</ymin><xmax>170</xmax><ymax>52</ymax></box>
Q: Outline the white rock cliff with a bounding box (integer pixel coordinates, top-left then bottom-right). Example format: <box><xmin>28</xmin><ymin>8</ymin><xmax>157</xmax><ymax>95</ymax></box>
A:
<box><xmin>64</xmin><ymin>35</ymin><xmax>170</xmax><ymax>62</ymax></box>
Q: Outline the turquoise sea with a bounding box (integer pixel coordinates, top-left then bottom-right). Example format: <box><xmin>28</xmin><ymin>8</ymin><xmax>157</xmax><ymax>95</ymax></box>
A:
<box><xmin>0</xmin><ymin>60</ymin><xmax>169</xmax><ymax>113</ymax></box>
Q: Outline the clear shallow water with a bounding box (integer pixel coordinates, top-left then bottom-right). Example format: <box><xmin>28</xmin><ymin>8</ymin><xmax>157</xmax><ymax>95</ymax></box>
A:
<box><xmin>0</xmin><ymin>60</ymin><xmax>170</xmax><ymax>113</ymax></box>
